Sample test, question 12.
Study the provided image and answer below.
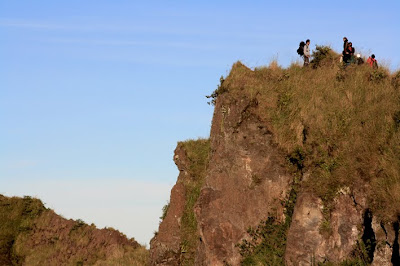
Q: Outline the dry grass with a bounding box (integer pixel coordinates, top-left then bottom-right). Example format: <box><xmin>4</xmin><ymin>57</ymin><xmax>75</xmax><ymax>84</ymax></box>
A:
<box><xmin>217</xmin><ymin>47</ymin><xmax>400</xmax><ymax>222</ymax></box>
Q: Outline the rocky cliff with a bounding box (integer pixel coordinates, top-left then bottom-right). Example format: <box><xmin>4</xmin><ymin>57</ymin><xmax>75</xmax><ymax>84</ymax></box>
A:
<box><xmin>151</xmin><ymin>47</ymin><xmax>400</xmax><ymax>265</ymax></box>
<box><xmin>150</xmin><ymin>139</ymin><xmax>210</xmax><ymax>265</ymax></box>
<box><xmin>0</xmin><ymin>195</ymin><xmax>147</xmax><ymax>265</ymax></box>
<box><xmin>194</xmin><ymin>71</ymin><xmax>292</xmax><ymax>265</ymax></box>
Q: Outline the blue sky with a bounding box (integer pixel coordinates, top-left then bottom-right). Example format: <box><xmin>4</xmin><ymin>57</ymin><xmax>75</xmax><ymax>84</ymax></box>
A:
<box><xmin>1</xmin><ymin>1</ymin><xmax>399</xmax><ymax>245</ymax></box>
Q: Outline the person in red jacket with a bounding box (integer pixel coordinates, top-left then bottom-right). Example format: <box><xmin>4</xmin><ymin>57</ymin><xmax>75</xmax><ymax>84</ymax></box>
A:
<box><xmin>367</xmin><ymin>54</ymin><xmax>378</xmax><ymax>69</ymax></box>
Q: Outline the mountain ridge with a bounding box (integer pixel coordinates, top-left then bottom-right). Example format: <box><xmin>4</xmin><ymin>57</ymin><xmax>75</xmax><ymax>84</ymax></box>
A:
<box><xmin>0</xmin><ymin>194</ymin><xmax>148</xmax><ymax>265</ymax></box>
<box><xmin>151</xmin><ymin>47</ymin><xmax>400</xmax><ymax>265</ymax></box>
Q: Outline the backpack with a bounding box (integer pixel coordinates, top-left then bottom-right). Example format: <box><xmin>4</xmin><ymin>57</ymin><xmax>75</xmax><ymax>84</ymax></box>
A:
<box><xmin>297</xmin><ymin>41</ymin><xmax>305</xmax><ymax>56</ymax></box>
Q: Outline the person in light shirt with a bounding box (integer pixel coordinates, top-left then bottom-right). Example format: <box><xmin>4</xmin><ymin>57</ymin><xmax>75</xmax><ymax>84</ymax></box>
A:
<box><xmin>303</xmin><ymin>39</ymin><xmax>310</xmax><ymax>67</ymax></box>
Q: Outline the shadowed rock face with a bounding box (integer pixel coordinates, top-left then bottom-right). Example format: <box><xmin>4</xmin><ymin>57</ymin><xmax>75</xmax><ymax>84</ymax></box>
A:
<box><xmin>194</xmin><ymin>91</ymin><xmax>292</xmax><ymax>265</ymax></box>
<box><xmin>150</xmin><ymin>138</ymin><xmax>210</xmax><ymax>265</ymax></box>
<box><xmin>149</xmin><ymin>146</ymin><xmax>188</xmax><ymax>265</ymax></box>
<box><xmin>149</xmin><ymin>181</ymin><xmax>186</xmax><ymax>265</ymax></box>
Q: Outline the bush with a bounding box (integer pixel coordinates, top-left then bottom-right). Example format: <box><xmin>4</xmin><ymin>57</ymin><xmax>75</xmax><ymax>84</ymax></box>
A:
<box><xmin>160</xmin><ymin>201</ymin><xmax>170</xmax><ymax>221</ymax></box>
<box><xmin>206</xmin><ymin>76</ymin><xmax>226</xmax><ymax>105</ymax></box>
<box><xmin>310</xmin><ymin>45</ymin><xmax>339</xmax><ymax>69</ymax></box>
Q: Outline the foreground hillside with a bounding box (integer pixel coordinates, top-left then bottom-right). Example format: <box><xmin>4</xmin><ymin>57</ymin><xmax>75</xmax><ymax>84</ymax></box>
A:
<box><xmin>0</xmin><ymin>195</ymin><xmax>148</xmax><ymax>265</ymax></box>
<box><xmin>151</xmin><ymin>47</ymin><xmax>400</xmax><ymax>265</ymax></box>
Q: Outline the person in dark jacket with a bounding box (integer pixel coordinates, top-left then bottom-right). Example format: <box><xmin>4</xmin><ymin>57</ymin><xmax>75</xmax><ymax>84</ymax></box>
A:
<box><xmin>342</xmin><ymin>37</ymin><xmax>349</xmax><ymax>62</ymax></box>
<box><xmin>343</xmin><ymin>37</ymin><xmax>348</xmax><ymax>51</ymax></box>
<box><xmin>347</xmin><ymin>42</ymin><xmax>355</xmax><ymax>63</ymax></box>
<box><xmin>343</xmin><ymin>41</ymin><xmax>354</xmax><ymax>64</ymax></box>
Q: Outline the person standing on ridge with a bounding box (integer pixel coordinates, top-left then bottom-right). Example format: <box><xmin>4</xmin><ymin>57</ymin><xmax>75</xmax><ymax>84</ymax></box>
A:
<box><xmin>367</xmin><ymin>54</ymin><xmax>378</xmax><ymax>69</ymax></box>
<box><xmin>342</xmin><ymin>37</ymin><xmax>348</xmax><ymax>62</ymax></box>
<box><xmin>303</xmin><ymin>39</ymin><xmax>310</xmax><ymax>67</ymax></box>
<box><xmin>347</xmin><ymin>42</ymin><xmax>355</xmax><ymax>64</ymax></box>
<box><xmin>343</xmin><ymin>37</ymin><xmax>348</xmax><ymax>51</ymax></box>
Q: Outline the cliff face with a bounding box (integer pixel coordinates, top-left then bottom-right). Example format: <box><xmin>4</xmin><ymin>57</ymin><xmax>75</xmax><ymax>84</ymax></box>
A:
<box><xmin>150</xmin><ymin>139</ymin><xmax>210</xmax><ymax>265</ymax></box>
<box><xmin>195</xmin><ymin>77</ymin><xmax>292</xmax><ymax>265</ymax></box>
<box><xmin>151</xmin><ymin>50</ymin><xmax>400</xmax><ymax>265</ymax></box>
<box><xmin>0</xmin><ymin>195</ymin><xmax>147</xmax><ymax>265</ymax></box>
<box><xmin>285</xmin><ymin>191</ymin><xmax>364</xmax><ymax>264</ymax></box>
<box><xmin>149</xmin><ymin>144</ymin><xmax>192</xmax><ymax>265</ymax></box>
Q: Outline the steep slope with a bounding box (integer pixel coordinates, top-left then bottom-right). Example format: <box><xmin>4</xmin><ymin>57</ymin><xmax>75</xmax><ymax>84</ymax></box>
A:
<box><xmin>150</xmin><ymin>139</ymin><xmax>210</xmax><ymax>265</ymax></box>
<box><xmin>0</xmin><ymin>195</ymin><xmax>148</xmax><ymax>265</ymax></box>
<box><xmin>152</xmin><ymin>46</ymin><xmax>400</xmax><ymax>265</ymax></box>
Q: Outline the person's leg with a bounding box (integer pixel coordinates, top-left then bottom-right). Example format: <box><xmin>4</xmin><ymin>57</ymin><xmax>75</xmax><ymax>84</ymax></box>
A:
<box><xmin>304</xmin><ymin>56</ymin><xmax>309</xmax><ymax>67</ymax></box>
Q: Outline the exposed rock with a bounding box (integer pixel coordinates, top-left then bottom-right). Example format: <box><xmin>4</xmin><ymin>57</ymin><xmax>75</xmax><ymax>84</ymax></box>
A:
<box><xmin>195</xmin><ymin>89</ymin><xmax>292</xmax><ymax>265</ymax></box>
<box><xmin>286</xmin><ymin>191</ymin><xmax>363</xmax><ymax>265</ymax></box>
<box><xmin>149</xmin><ymin>146</ymin><xmax>189</xmax><ymax>265</ymax></box>
<box><xmin>150</xmin><ymin>139</ymin><xmax>210</xmax><ymax>265</ymax></box>
<box><xmin>372</xmin><ymin>219</ymin><xmax>393</xmax><ymax>266</ymax></box>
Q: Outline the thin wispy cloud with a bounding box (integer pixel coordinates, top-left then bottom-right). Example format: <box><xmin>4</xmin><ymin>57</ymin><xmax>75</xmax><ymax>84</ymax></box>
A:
<box><xmin>0</xmin><ymin>18</ymin><xmax>289</xmax><ymax>41</ymax></box>
<box><xmin>45</xmin><ymin>37</ymin><xmax>223</xmax><ymax>51</ymax></box>
<box><xmin>0</xmin><ymin>18</ymin><xmax>153</xmax><ymax>33</ymax></box>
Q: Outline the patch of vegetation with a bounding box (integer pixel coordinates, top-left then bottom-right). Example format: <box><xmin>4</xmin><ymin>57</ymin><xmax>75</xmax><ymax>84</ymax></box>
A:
<box><xmin>392</xmin><ymin>71</ymin><xmax>400</xmax><ymax>89</ymax></box>
<box><xmin>287</xmin><ymin>147</ymin><xmax>305</xmax><ymax>173</ymax></box>
<box><xmin>237</xmin><ymin>148</ymin><xmax>301</xmax><ymax>265</ymax></box>
<box><xmin>252</xmin><ymin>52</ymin><xmax>397</xmax><ymax>220</ymax></box>
<box><xmin>0</xmin><ymin>195</ymin><xmax>45</xmax><ymax>265</ymax></box>
<box><xmin>160</xmin><ymin>201</ymin><xmax>170</xmax><ymax>221</ymax></box>
<box><xmin>310</xmin><ymin>45</ymin><xmax>339</xmax><ymax>69</ymax></box>
<box><xmin>237</xmin><ymin>180</ymin><xmax>299</xmax><ymax>265</ymax></box>
<box><xmin>250</xmin><ymin>174</ymin><xmax>263</xmax><ymax>187</ymax></box>
<box><xmin>369</xmin><ymin>69</ymin><xmax>388</xmax><ymax>82</ymax></box>
<box><xmin>317</xmin><ymin>239</ymin><xmax>372</xmax><ymax>265</ymax></box>
<box><xmin>176</xmin><ymin>138</ymin><xmax>210</xmax><ymax>265</ymax></box>
<box><xmin>206</xmin><ymin>76</ymin><xmax>227</xmax><ymax>105</ymax></box>
<box><xmin>70</xmin><ymin>219</ymin><xmax>86</xmax><ymax>232</ymax></box>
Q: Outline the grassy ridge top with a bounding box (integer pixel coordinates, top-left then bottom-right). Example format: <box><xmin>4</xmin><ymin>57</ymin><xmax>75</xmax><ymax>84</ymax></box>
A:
<box><xmin>213</xmin><ymin>46</ymin><xmax>400</xmax><ymax>222</ymax></box>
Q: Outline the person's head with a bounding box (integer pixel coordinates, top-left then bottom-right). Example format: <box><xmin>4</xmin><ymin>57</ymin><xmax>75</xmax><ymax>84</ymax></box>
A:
<box><xmin>348</xmin><ymin>42</ymin><xmax>352</xmax><ymax>46</ymax></box>
<box><xmin>343</xmin><ymin>37</ymin><xmax>348</xmax><ymax>42</ymax></box>
<box><xmin>306</xmin><ymin>39</ymin><xmax>310</xmax><ymax>45</ymax></box>
<box><xmin>371</xmin><ymin>54</ymin><xmax>375</xmax><ymax>59</ymax></box>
